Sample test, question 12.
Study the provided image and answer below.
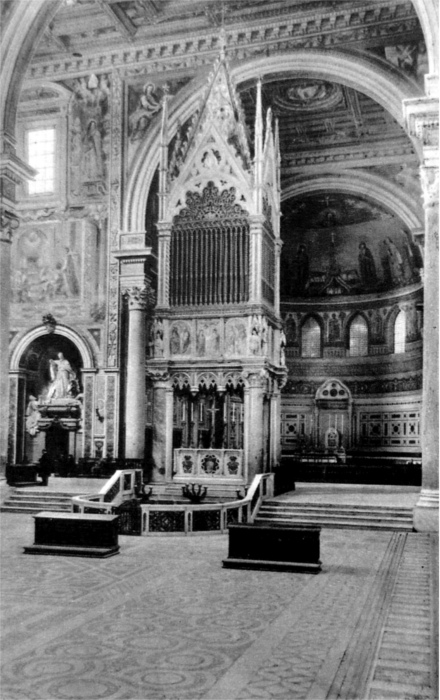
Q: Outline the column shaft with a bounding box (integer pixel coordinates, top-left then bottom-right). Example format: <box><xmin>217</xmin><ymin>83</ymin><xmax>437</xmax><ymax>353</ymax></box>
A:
<box><xmin>125</xmin><ymin>291</ymin><xmax>146</xmax><ymax>459</ymax></box>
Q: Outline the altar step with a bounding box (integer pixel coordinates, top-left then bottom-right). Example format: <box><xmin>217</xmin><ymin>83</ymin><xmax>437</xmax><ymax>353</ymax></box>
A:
<box><xmin>1</xmin><ymin>489</ymin><xmax>74</xmax><ymax>514</ymax></box>
<box><xmin>255</xmin><ymin>501</ymin><xmax>414</xmax><ymax>531</ymax></box>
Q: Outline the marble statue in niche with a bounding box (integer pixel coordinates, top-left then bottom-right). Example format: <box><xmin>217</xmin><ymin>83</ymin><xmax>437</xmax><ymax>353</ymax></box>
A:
<box><xmin>358</xmin><ymin>241</ymin><xmax>378</xmax><ymax>288</ymax></box>
<box><xmin>153</xmin><ymin>319</ymin><xmax>164</xmax><ymax>357</ymax></box>
<box><xmin>249</xmin><ymin>318</ymin><xmax>261</xmax><ymax>356</ymax></box>
<box><xmin>26</xmin><ymin>395</ymin><xmax>41</xmax><ymax>436</ymax></box>
<box><xmin>47</xmin><ymin>352</ymin><xmax>78</xmax><ymax>400</ymax></box>
<box><xmin>280</xmin><ymin>329</ymin><xmax>286</xmax><ymax>365</ymax></box>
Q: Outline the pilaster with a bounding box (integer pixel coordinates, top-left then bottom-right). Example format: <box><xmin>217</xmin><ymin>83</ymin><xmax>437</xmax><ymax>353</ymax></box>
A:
<box><xmin>0</xmin><ymin>145</ymin><xmax>34</xmax><ymax>471</ymax></box>
<box><xmin>404</xmin><ymin>93</ymin><xmax>439</xmax><ymax>531</ymax></box>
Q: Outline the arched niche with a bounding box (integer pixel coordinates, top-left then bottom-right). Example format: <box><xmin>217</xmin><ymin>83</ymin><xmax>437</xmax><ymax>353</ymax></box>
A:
<box><xmin>8</xmin><ymin>325</ymin><xmax>95</xmax><ymax>464</ymax></box>
<box><xmin>10</xmin><ymin>324</ymin><xmax>95</xmax><ymax>372</ymax></box>
<box><xmin>315</xmin><ymin>378</ymin><xmax>352</xmax><ymax>450</ymax></box>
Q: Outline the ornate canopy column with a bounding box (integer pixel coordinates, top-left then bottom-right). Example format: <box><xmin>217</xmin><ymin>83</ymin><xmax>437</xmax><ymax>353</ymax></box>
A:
<box><xmin>404</xmin><ymin>91</ymin><xmax>439</xmax><ymax>531</ymax></box>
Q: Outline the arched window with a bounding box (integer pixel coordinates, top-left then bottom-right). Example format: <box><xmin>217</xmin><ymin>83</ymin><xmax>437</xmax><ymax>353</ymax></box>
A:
<box><xmin>394</xmin><ymin>310</ymin><xmax>406</xmax><ymax>354</ymax></box>
<box><xmin>349</xmin><ymin>315</ymin><xmax>368</xmax><ymax>356</ymax></box>
<box><xmin>301</xmin><ymin>317</ymin><xmax>321</xmax><ymax>357</ymax></box>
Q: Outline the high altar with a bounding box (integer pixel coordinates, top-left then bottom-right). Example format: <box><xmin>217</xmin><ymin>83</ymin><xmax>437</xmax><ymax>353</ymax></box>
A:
<box><xmin>145</xmin><ymin>46</ymin><xmax>286</xmax><ymax>490</ymax></box>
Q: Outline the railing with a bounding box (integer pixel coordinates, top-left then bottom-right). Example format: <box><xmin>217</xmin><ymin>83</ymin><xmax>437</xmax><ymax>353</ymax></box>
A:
<box><xmin>141</xmin><ymin>473</ymin><xmax>274</xmax><ymax>536</ymax></box>
<box><xmin>174</xmin><ymin>448</ymin><xmax>243</xmax><ymax>479</ymax></box>
<box><xmin>71</xmin><ymin>469</ymin><xmax>143</xmax><ymax>514</ymax></box>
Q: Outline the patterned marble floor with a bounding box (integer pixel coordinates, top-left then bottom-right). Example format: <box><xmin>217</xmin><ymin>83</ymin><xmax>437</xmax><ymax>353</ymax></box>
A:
<box><xmin>0</xmin><ymin>508</ymin><xmax>437</xmax><ymax>700</ymax></box>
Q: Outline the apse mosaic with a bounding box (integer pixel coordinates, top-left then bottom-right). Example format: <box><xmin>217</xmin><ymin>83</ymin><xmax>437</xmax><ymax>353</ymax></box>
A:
<box><xmin>281</xmin><ymin>195</ymin><xmax>423</xmax><ymax>297</ymax></box>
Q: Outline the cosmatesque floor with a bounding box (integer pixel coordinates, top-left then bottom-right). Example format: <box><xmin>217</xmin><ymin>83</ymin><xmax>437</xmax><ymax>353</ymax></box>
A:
<box><xmin>0</xmin><ymin>492</ymin><xmax>437</xmax><ymax>700</ymax></box>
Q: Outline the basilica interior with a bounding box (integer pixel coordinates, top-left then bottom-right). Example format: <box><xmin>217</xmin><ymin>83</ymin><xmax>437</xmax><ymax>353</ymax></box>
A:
<box><xmin>0</xmin><ymin>3</ymin><xmax>439</xmax><ymax>699</ymax></box>
<box><xmin>1</xmin><ymin>0</ymin><xmax>438</xmax><ymax>530</ymax></box>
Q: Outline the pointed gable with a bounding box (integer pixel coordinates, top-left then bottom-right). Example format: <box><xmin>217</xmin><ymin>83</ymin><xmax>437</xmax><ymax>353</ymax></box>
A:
<box><xmin>164</xmin><ymin>38</ymin><xmax>254</xmax><ymax>221</ymax></box>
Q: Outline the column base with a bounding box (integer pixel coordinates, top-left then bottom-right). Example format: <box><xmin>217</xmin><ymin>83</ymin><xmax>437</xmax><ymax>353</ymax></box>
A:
<box><xmin>413</xmin><ymin>489</ymin><xmax>439</xmax><ymax>532</ymax></box>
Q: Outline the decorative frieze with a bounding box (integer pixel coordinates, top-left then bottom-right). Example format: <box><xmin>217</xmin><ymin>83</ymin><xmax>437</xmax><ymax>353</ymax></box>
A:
<box><xmin>25</xmin><ymin>2</ymin><xmax>419</xmax><ymax>82</ymax></box>
<box><xmin>283</xmin><ymin>375</ymin><xmax>422</xmax><ymax>396</ymax></box>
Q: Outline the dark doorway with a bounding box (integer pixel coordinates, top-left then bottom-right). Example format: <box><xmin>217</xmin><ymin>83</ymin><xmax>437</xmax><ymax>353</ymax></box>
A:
<box><xmin>45</xmin><ymin>425</ymin><xmax>69</xmax><ymax>465</ymax></box>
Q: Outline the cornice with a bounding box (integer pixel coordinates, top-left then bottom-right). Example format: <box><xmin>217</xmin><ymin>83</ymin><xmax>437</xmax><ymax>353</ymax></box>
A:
<box><xmin>24</xmin><ymin>1</ymin><xmax>420</xmax><ymax>82</ymax></box>
<box><xmin>282</xmin><ymin>137</ymin><xmax>416</xmax><ymax>172</ymax></box>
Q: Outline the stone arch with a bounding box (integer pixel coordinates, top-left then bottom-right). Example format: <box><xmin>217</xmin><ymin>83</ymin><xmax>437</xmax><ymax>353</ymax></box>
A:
<box><xmin>10</xmin><ymin>324</ymin><xmax>95</xmax><ymax>372</ymax></box>
<box><xmin>282</xmin><ymin>171</ymin><xmax>424</xmax><ymax>232</ymax></box>
<box><xmin>125</xmin><ymin>50</ymin><xmax>424</xmax><ymax>233</ymax></box>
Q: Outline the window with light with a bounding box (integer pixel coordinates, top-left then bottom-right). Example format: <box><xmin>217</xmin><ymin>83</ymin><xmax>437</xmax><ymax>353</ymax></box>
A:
<box><xmin>302</xmin><ymin>317</ymin><xmax>321</xmax><ymax>357</ymax></box>
<box><xmin>27</xmin><ymin>128</ymin><xmax>56</xmax><ymax>195</ymax></box>
<box><xmin>394</xmin><ymin>310</ymin><xmax>406</xmax><ymax>354</ymax></box>
<box><xmin>349</xmin><ymin>315</ymin><xmax>368</xmax><ymax>356</ymax></box>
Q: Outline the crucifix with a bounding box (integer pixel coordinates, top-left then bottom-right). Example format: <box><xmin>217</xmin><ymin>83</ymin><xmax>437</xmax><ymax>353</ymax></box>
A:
<box><xmin>207</xmin><ymin>399</ymin><xmax>220</xmax><ymax>448</ymax></box>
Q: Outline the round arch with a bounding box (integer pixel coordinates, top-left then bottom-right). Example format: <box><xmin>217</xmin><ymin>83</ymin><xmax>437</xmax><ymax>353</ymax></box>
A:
<box><xmin>10</xmin><ymin>324</ymin><xmax>95</xmax><ymax>372</ymax></box>
<box><xmin>125</xmin><ymin>50</ymin><xmax>423</xmax><ymax>232</ymax></box>
<box><xmin>281</xmin><ymin>171</ymin><xmax>424</xmax><ymax>232</ymax></box>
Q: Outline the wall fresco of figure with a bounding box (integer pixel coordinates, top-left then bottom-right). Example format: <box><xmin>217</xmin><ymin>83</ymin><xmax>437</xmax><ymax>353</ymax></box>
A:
<box><xmin>68</xmin><ymin>73</ymin><xmax>111</xmax><ymax>198</ymax></box>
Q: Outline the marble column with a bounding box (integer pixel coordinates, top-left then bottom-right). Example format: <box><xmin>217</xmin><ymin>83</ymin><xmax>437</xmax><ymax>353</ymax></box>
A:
<box><xmin>245</xmin><ymin>372</ymin><xmax>266</xmax><ymax>483</ymax></box>
<box><xmin>404</xmin><ymin>90</ymin><xmax>439</xmax><ymax>531</ymax></box>
<box><xmin>269</xmin><ymin>386</ymin><xmax>282</xmax><ymax>471</ymax></box>
<box><xmin>151</xmin><ymin>377</ymin><xmax>172</xmax><ymax>483</ymax></box>
<box><xmin>124</xmin><ymin>287</ymin><xmax>148</xmax><ymax>459</ymax></box>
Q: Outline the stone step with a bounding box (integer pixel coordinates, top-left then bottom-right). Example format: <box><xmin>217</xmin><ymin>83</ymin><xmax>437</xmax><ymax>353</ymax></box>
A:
<box><xmin>258</xmin><ymin>507</ymin><xmax>412</xmax><ymax>520</ymax></box>
<box><xmin>1</xmin><ymin>488</ymin><xmax>78</xmax><ymax>514</ymax></box>
<box><xmin>1</xmin><ymin>504</ymin><xmax>72</xmax><ymax>514</ymax></box>
<box><xmin>11</xmin><ymin>490</ymin><xmax>79</xmax><ymax>498</ymax></box>
<box><xmin>7</xmin><ymin>494</ymin><xmax>74</xmax><ymax>502</ymax></box>
<box><xmin>262</xmin><ymin>501</ymin><xmax>412</xmax><ymax>515</ymax></box>
<box><xmin>254</xmin><ymin>515</ymin><xmax>412</xmax><ymax>531</ymax></box>
<box><xmin>255</xmin><ymin>500</ymin><xmax>413</xmax><ymax>531</ymax></box>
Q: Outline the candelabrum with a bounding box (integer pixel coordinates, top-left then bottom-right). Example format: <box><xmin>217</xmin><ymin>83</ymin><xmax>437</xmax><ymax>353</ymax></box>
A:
<box><xmin>182</xmin><ymin>483</ymin><xmax>208</xmax><ymax>503</ymax></box>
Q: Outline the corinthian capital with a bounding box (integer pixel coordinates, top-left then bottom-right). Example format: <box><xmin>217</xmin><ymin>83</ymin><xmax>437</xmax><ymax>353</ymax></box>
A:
<box><xmin>124</xmin><ymin>282</ymin><xmax>156</xmax><ymax>310</ymax></box>
<box><xmin>124</xmin><ymin>286</ymin><xmax>149</xmax><ymax>310</ymax></box>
